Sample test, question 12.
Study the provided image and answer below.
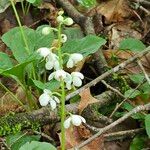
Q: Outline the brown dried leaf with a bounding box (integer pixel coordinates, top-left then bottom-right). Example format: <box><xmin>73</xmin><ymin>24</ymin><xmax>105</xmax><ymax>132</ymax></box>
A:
<box><xmin>78</xmin><ymin>88</ymin><xmax>99</xmax><ymax>113</ymax></box>
<box><xmin>96</xmin><ymin>0</ymin><xmax>131</xmax><ymax>23</ymax></box>
<box><xmin>58</xmin><ymin>126</ymin><xmax>104</xmax><ymax>150</ymax></box>
<box><xmin>103</xmin><ymin>50</ymin><xmax>150</xmax><ymax>75</ymax></box>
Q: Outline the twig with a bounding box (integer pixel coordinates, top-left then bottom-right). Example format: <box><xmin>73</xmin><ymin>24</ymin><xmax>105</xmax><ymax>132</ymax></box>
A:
<box><xmin>137</xmin><ymin>60</ymin><xmax>150</xmax><ymax>85</ymax></box>
<box><xmin>74</xmin><ymin>103</ymin><xmax>150</xmax><ymax>149</ymax></box>
<box><xmin>104</xmin><ymin>128</ymin><xmax>144</xmax><ymax>141</ymax></box>
<box><xmin>101</xmin><ymin>80</ymin><xmax>125</xmax><ymax>98</ymax></box>
<box><xmin>33</xmin><ymin>131</ymin><xmax>55</xmax><ymax>143</ymax></box>
<box><xmin>66</xmin><ymin>46</ymin><xmax>150</xmax><ymax>101</ymax></box>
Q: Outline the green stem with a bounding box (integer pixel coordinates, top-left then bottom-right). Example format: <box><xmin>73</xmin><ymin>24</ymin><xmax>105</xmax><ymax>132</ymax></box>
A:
<box><xmin>25</xmin><ymin>3</ymin><xmax>31</xmax><ymax>15</ymax></box>
<box><xmin>10</xmin><ymin>0</ymin><xmax>30</xmax><ymax>54</ymax></box>
<box><xmin>10</xmin><ymin>0</ymin><xmax>36</xmax><ymax>80</ymax></box>
<box><xmin>0</xmin><ymin>82</ymin><xmax>26</xmax><ymax>110</ymax></box>
<box><xmin>21</xmin><ymin>1</ymin><xmax>25</xmax><ymax>15</ymax></box>
<box><xmin>57</xmin><ymin>23</ymin><xmax>66</xmax><ymax>150</ymax></box>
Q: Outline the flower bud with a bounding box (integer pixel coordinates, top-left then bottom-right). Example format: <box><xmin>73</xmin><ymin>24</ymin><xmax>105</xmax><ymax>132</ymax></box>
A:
<box><xmin>61</xmin><ymin>34</ymin><xmax>67</xmax><ymax>43</ymax></box>
<box><xmin>42</xmin><ymin>27</ymin><xmax>52</xmax><ymax>35</ymax></box>
<box><xmin>56</xmin><ymin>15</ymin><xmax>64</xmax><ymax>23</ymax></box>
<box><xmin>58</xmin><ymin>10</ymin><xmax>64</xmax><ymax>16</ymax></box>
<box><xmin>64</xmin><ymin>17</ymin><xmax>73</xmax><ymax>26</ymax></box>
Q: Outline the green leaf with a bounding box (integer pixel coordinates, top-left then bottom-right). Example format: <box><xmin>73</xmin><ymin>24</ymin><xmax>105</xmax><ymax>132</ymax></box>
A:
<box><xmin>129</xmin><ymin>74</ymin><xmax>145</xmax><ymax>84</ymax></box>
<box><xmin>26</xmin><ymin>0</ymin><xmax>36</xmax><ymax>3</ymax></box>
<box><xmin>77</xmin><ymin>0</ymin><xmax>96</xmax><ymax>7</ymax></box>
<box><xmin>6</xmin><ymin>132</ymin><xmax>40</xmax><ymax>150</ymax></box>
<box><xmin>0</xmin><ymin>54</ymin><xmax>36</xmax><ymax>81</ymax></box>
<box><xmin>122</xmin><ymin>102</ymin><xmax>145</xmax><ymax>120</ymax></box>
<box><xmin>32</xmin><ymin>79</ymin><xmax>60</xmax><ymax>91</ymax></box>
<box><xmin>63</xmin><ymin>27</ymin><xmax>84</xmax><ymax>41</ymax></box>
<box><xmin>62</xmin><ymin>35</ymin><xmax>106</xmax><ymax>57</ymax></box>
<box><xmin>0</xmin><ymin>0</ymin><xmax>22</xmax><ymax>13</ymax></box>
<box><xmin>145</xmin><ymin>114</ymin><xmax>150</xmax><ymax>138</ymax></box>
<box><xmin>19</xmin><ymin>141</ymin><xmax>56</xmax><ymax>150</ymax></box>
<box><xmin>2</xmin><ymin>26</ymin><xmax>54</xmax><ymax>63</ymax></box>
<box><xmin>119</xmin><ymin>38</ymin><xmax>146</xmax><ymax>52</ymax></box>
<box><xmin>124</xmin><ymin>89</ymin><xmax>141</xmax><ymax>99</ymax></box>
<box><xmin>130</xmin><ymin>135</ymin><xmax>146</xmax><ymax>150</ymax></box>
<box><xmin>0</xmin><ymin>52</ymin><xmax>13</xmax><ymax>69</ymax></box>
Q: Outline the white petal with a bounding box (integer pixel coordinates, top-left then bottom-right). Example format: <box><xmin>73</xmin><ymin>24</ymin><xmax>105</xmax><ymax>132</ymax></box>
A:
<box><xmin>43</xmin><ymin>89</ymin><xmax>52</xmax><ymax>95</ymax></box>
<box><xmin>53</xmin><ymin>96</ymin><xmax>60</xmax><ymax>103</ymax></box>
<box><xmin>71</xmin><ymin>53</ymin><xmax>83</xmax><ymax>62</ymax></box>
<box><xmin>48</xmin><ymin>72</ymin><xmax>55</xmax><ymax>81</ymax></box>
<box><xmin>66</xmin><ymin>82</ymin><xmax>72</xmax><ymax>90</ymax></box>
<box><xmin>54</xmin><ymin>60</ymin><xmax>60</xmax><ymax>70</ymax></box>
<box><xmin>71</xmin><ymin>72</ymin><xmax>84</xmax><ymax>79</ymax></box>
<box><xmin>71</xmin><ymin>115</ymin><xmax>82</xmax><ymax>126</ymax></box>
<box><xmin>45</xmin><ymin>61</ymin><xmax>54</xmax><ymax>70</ymax></box>
<box><xmin>79</xmin><ymin>116</ymin><xmax>86</xmax><ymax>123</ymax></box>
<box><xmin>37</xmin><ymin>47</ymin><xmax>51</xmax><ymax>58</ymax></box>
<box><xmin>39</xmin><ymin>93</ymin><xmax>50</xmax><ymax>106</ymax></box>
<box><xmin>64</xmin><ymin>117</ymin><xmax>71</xmax><ymax>129</ymax></box>
<box><xmin>49</xmin><ymin>99</ymin><xmax>57</xmax><ymax>110</ymax></box>
<box><xmin>73</xmin><ymin>76</ymin><xmax>82</xmax><ymax>87</ymax></box>
<box><xmin>55</xmin><ymin>70</ymin><xmax>67</xmax><ymax>81</ymax></box>
<box><xmin>66</xmin><ymin>58</ymin><xmax>74</xmax><ymax>68</ymax></box>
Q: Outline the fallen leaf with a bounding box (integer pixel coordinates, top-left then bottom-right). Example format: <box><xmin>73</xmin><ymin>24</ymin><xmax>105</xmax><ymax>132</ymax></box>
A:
<box><xmin>58</xmin><ymin>126</ymin><xmax>104</xmax><ymax>150</ymax></box>
<box><xmin>78</xmin><ymin>88</ymin><xmax>99</xmax><ymax>113</ymax></box>
<box><xmin>96</xmin><ymin>0</ymin><xmax>132</xmax><ymax>23</ymax></box>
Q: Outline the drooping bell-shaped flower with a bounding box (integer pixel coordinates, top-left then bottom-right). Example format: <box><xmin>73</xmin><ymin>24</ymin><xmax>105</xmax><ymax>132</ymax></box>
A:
<box><xmin>39</xmin><ymin>89</ymin><xmax>60</xmax><ymax>110</ymax></box>
<box><xmin>48</xmin><ymin>69</ymin><xmax>67</xmax><ymax>81</ymax></box>
<box><xmin>71</xmin><ymin>72</ymin><xmax>84</xmax><ymax>87</ymax></box>
<box><xmin>37</xmin><ymin>47</ymin><xmax>51</xmax><ymax>58</ymax></box>
<box><xmin>45</xmin><ymin>53</ymin><xmax>60</xmax><ymax>70</ymax></box>
<box><xmin>64</xmin><ymin>114</ymin><xmax>86</xmax><ymax>129</ymax></box>
<box><xmin>66</xmin><ymin>53</ymin><xmax>83</xmax><ymax>68</ymax></box>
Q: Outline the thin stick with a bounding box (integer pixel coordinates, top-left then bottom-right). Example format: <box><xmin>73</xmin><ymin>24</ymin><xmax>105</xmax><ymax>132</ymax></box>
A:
<box><xmin>137</xmin><ymin>60</ymin><xmax>150</xmax><ymax>85</ymax></box>
<box><xmin>74</xmin><ymin>103</ymin><xmax>150</xmax><ymax>149</ymax></box>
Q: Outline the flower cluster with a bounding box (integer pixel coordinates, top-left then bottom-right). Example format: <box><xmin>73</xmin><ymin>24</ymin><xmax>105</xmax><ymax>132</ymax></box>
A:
<box><xmin>37</xmin><ymin>11</ymin><xmax>86</xmax><ymax>130</ymax></box>
<box><xmin>56</xmin><ymin>10</ymin><xmax>73</xmax><ymax>26</ymax></box>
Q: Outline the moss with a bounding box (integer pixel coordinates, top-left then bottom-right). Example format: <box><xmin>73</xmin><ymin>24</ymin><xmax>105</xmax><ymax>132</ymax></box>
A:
<box><xmin>0</xmin><ymin>113</ymin><xmax>40</xmax><ymax>136</ymax></box>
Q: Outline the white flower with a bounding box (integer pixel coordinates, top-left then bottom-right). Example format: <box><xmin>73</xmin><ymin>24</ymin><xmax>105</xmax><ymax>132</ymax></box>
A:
<box><xmin>61</xmin><ymin>34</ymin><xmax>67</xmax><ymax>43</ymax></box>
<box><xmin>45</xmin><ymin>53</ymin><xmax>60</xmax><ymax>70</ymax></box>
<box><xmin>64</xmin><ymin>72</ymin><xmax>84</xmax><ymax>90</ymax></box>
<box><xmin>48</xmin><ymin>69</ymin><xmax>67</xmax><ymax>81</ymax></box>
<box><xmin>57</xmin><ymin>15</ymin><xmax>64</xmax><ymax>23</ymax></box>
<box><xmin>64</xmin><ymin>73</ymin><xmax>72</xmax><ymax>90</ymax></box>
<box><xmin>37</xmin><ymin>47</ymin><xmax>51</xmax><ymax>58</ymax></box>
<box><xmin>39</xmin><ymin>89</ymin><xmax>60</xmax><ymax>110</ymax></box>
<box><xmin>42</xmin><ymin>27</ymin><xmax>52</xmax><ymax>35</ymax></box>
<box><xmin>71</xmin><ymin>72</ymin><xmax>84</xmax><ymax>87</ymax></box>
<box><xmin>64</xmin><ymin>114</ymin><xmax>86</xmax><ymax>129</ymax></box>
<box><xmin>64</xmin><ymin>17</ymin><xmax>73</xmax><ymax>26</ymax></box>
<box><xmin>66</xmin><ymin>53</ymin><xmax>83</xmax><ymax>68</ymax></box>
